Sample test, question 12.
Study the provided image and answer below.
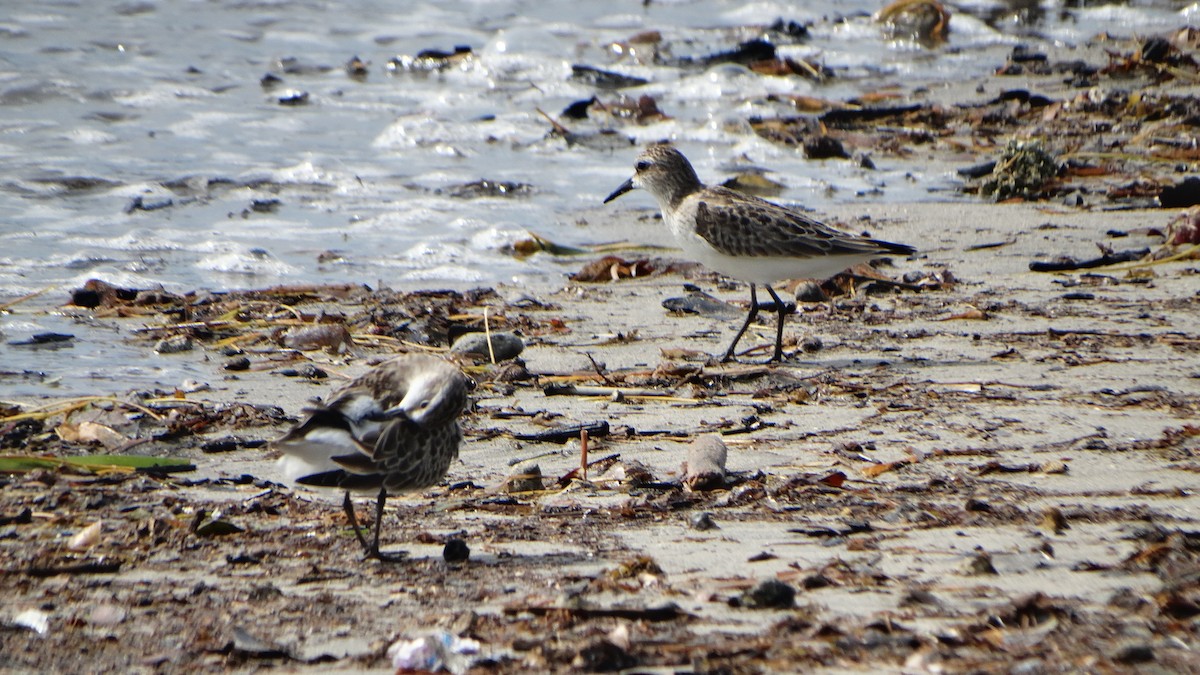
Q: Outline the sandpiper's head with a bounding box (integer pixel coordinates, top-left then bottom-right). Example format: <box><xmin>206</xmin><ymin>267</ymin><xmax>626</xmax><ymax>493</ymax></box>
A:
<box><xmin>396</xmin><ymin>366</ymin><xmax>469</xmax><ymax>426</ymax></box>
<box><xmin>603</xmin><ymin>144</ymin><xmax>702</xmax><ymax>209</ymax></box>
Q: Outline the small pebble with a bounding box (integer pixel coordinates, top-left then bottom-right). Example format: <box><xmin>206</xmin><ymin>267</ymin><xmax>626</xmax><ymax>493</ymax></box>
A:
<box><xmin>738</xmin><ymin>579</ymin><xmax>795</xmax><ymax>609</ymax></box>
<box><xmin>1063</xmin><ymin>191</ymin><xmax>1085</xmax><ymax>207</ymax></box>
<box><xmin>1113</xmin><ymin>644</ymin><xmax>1154</xmax><ymax>664</ymax></box>
<box><xmin>965</xmin><ymin>498</ymin><xmax>991</xmax><ymax>512</ymax></box>
<box><xmin>443</xmin><ymin>538</ymin><xmax>470</xmax><ymax>563</ymax></box>
<box><xmin>154</xmin><ymin>335</ymin><xmax>193</xmax><ymax>354</ymax></box>
<box><xmin>689</xmin><ymin>512</ymin><xmax>718</xmax><ymax>531</ymax></box>
<box><xmin>967</xmin><ymin>551</ymin><xmax>998</xmax><ymax>575</ymax></box>
<box><xmin>794</xmin><ymin>281</ymin><xmax>828</xmax><ymax>303</ymax></box>
<box><xmin>278</xmin><ymin>90</ymin><xmax>309</xmax><ymax>106</ymax></box>
<box><xmin>504</xmin><ymin>460</ymin><xmax>543</xmax><ymax>493</ymax></box>
<box><xmin>201</xmin><ymin>437</ymin><xmax>240</xmax><ymax>453</ymax></box>
<box><xmin>225</xmin><ymin>356</ymin><xmax>251</xmax><ymax>371</ymax></box>
<box><xmin>278</xmin><ymin>364</ymin><xmax>328</xmax><ymax>379</ymax></box>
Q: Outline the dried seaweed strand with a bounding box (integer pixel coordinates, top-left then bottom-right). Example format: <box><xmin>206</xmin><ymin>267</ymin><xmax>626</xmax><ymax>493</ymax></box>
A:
<box><xmin>0</xmin><ymin>396</ymin><xmax>164</xmax><ymax>423</ymax></box>
<box><xmin>1104</xmin><ymin>243</ymin><xmax>1200</xmax><ymax>271</ymax></box>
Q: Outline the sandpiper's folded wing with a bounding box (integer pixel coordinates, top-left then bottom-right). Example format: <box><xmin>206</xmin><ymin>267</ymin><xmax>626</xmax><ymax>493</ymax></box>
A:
<box><xmin>295</xmin><ymin>469</ymin><xmax>384</xmax><ymax>491</ymax></box>
<box><xmin>695</xmin><ymin>188</ymin><xmax>916</xmax><ymax>259</ymax></box>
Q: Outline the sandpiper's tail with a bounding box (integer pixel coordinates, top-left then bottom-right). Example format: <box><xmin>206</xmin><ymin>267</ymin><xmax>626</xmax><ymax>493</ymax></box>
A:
<box><xmin>872</xmin><ymin>239</ymin><xmax>917</xmax><ymax>257</ymax></box>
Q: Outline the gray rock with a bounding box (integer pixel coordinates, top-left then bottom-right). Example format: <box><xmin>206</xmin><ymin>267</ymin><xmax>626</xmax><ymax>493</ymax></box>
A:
<box><xmin>154</xmin><ymin>335</ymin><xmax>193</xmax><ymax>354</ymax></box>
<box><xmin>504</xmin><ymin>460</ymin><xmax>543</xmax><ymax>493</ymax></box>
<box><xmin>451</xmin><ymin>331</ymin><xmax>524</xmax><ymax>361</ymax></box>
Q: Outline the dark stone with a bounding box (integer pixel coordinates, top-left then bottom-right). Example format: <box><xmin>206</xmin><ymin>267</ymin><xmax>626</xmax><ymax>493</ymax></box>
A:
<box><xmin>1114</xmin><ymin>644</ymin><xmax>1154</xmax><ymax>664</ymax></box>
<box><xmin>741</xmin><ymin>579</ymin><xmax>796</xmax><ymax>608</ymax></box>
<box><xmin>443</xmin><ymin>538</ymin><xmax>470</xmax><ymax>563</ymax></box>
<box><xmin>794</xmin><ymin>280</ymin><xmax>828</xmax><ymax>303</ymax></box>
<box><xmin>965</xmin><ymin>498</ymin><xmax>991</xmax><ymax>512</ymax></box>
<box><xmin>574</xmin><ymin>640</ymin><xmax>636</xmax><ymax>672</ymax></box>
<box><xmin>1160</xmin><ymin>176</ymin><xmax>1200</xmax><ymax>208</ymax></box>
<box><xmin>804</xmin><ymin>135</ymin><xmax>849</xmax><ymax>160</ymax></box>
<box><xmin>201</xmin><ymin>437</ymin><xmax>241</xmax><ymax>454</ymax></box>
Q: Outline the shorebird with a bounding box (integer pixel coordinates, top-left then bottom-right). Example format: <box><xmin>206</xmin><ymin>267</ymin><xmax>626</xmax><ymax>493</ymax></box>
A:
<box><xmin>274</xmin><ymin>354</ymin><xmax>470</xmax><ymax>560</ymax></box>
<box><xmin>604</xmin><ymin>144</ymin><xmax>916</xmax><ymax>362</ymax></box>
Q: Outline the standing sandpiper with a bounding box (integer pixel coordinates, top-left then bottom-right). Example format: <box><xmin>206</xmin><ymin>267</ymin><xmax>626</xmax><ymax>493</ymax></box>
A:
<box><xmin>274</xmin><ymin>354</ymin><xmax>470</xmax><ymax>560</ymax></box>
<box><xmin>604</xmin><ymin>144</ymin><xmax>916</xmax><ymax>362</ymax></box>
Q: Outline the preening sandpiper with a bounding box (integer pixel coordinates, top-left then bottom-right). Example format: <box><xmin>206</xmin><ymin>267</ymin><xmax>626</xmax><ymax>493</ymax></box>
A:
<box><xmin>274</xmin><ymin>354</ymin><xmax>470</xmax><ymax>560</ymax></box>
<box><xmin>604</xmin><ymin>144</ymin><xmax>916</xmax><ymax>362</ymax></box>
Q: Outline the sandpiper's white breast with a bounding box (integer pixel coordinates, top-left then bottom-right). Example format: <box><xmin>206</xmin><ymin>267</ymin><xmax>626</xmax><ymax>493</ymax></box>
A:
<box><xmin>664</xmin><ymin>193</ymin><xmax>872</xmax><ymax>285</ymax></box>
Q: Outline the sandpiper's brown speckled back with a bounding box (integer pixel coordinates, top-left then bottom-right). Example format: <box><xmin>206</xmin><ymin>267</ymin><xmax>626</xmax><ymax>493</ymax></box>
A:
<box><xmin>275</xmin><ymin>354</ymin><xmax>470</xmax><ymax>494</ymax></box>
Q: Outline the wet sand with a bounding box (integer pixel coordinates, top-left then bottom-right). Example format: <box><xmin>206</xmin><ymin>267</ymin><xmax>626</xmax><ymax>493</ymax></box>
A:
<box><xmin>2</xmin><ymin>200</ymin><xmax>1199</xmax><ymax>672</ymax></box>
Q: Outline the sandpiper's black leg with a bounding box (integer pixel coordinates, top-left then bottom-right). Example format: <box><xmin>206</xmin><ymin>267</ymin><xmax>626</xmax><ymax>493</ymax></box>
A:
<box><xmin>763</xmin><ymin>285</ymin><xmax>795</xmax><ymax>362</ymax></box>
<box><xmin>344</xmin><ymin>489</ymin><xmax>402</xmax><ymax>561</ymax></box>
<box><xmin>342</xmin><ymin>491</ymin><xmax>370</xmax><ymax>552</ymax></box>
<box><xmin>723</xmin><ymin>284</ymin><xmax>761</xmax><ymax>362</ymax></box>
<box><xmin>369</xmin><ymin>487</ymin><xmax>386</xmax><ymax>559</ymax></box>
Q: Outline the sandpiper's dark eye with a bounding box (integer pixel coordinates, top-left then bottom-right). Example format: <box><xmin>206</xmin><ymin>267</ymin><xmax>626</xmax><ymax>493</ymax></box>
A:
<box><xmin>635</xmin><ymin>160</ymin><xmax>651</xmax><ymax>172</ymax></box>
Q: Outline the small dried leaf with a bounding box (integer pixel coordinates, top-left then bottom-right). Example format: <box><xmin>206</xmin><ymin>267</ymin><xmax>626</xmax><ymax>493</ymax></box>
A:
<box><xmin>817</xmin><ymin>471</ymin><xmax>846</xmax><ymax>488</ymax></box>
<box><xmin>862</xmin><ymin>459</ymin><xmax>911</xmax><ymax>478</ymax></box>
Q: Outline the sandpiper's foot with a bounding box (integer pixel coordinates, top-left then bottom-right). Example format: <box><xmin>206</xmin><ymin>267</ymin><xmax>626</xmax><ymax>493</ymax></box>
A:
<box><xmin>363</xmin><ymin>546</ymin><xmax>408</xmax><ymax>563</ymax></box>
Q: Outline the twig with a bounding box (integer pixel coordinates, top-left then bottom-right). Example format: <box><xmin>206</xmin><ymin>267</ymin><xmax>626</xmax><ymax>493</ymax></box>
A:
<box><xmin>580</xmin><ymin>428</ymin><xmax>589</xmax><ymax>481</ymax></box>
<box><xmin>510</xmin><ymin>421</ymin><xmax>610</xmax><ymax>444</ymax></box>
<box><xmin>544</xmin><ymin>383</ymin><xmax>666</xmax><ymax>397</ymax></box>
<box><xmin>556</xmin><ymin>452</ymin><xmax>621</xmax><ymax>486</ymax></box>
<box><xmin>1029</xmin><ymin>248</ymin><xmax>1150</xmax><ymax>272</ymax></box>
<box><xmin>0</xmin><ymin>286</ymin><xmax>55</xmax><ymax>312</ymax></box>
<box><xmin>534</xmin><ymin>107</ymin><xmax>572</xmax><ymax>136</ymax></box>
<box><xmin>21</xmin><ymin>560</ymin><xmax>124</xmax><ymax>577</ymax></box>
<box><xmin>276</xmin><ymin>303</ymin><xmax>305</xmax><ymax>321</ymax></box>
<box><xmin>397</xmin><ymin>340</ymin><xmax>447</xmax><ymax>353</ymax></box>
<box><xmin>484</xmin><ymin>307</ymin><xmax>496</xmax><ymax>365</ymax></box>
<box><xmin>583</xmin><ymin>352</ymin><xmax>614</xmax><ymax>385</ymax></box>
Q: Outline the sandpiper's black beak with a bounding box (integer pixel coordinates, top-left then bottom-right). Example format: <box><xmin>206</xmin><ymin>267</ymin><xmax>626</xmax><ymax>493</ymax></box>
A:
<box><xmin>603</xmin><ymin>177</ymin><xmax>634</xmax><ymax>204</ymax></box>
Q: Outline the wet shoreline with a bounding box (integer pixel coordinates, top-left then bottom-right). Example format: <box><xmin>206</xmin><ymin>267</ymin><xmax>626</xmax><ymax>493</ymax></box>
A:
<box><xmin>3</xmin><ymin>2</ymin><xmax>1200</xmax><ymax>670</ymax></box>
<box><xmin>3</xmin><ymin>199</ymin><xmax>1199</xmax><ymax>671</ymax></box>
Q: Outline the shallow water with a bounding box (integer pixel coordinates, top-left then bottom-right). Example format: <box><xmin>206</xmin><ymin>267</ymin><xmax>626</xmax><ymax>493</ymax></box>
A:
<box><xmin>0</xmin><ymin>0</ymin><xmax>1194</xmax><ymax>394</ymax></box>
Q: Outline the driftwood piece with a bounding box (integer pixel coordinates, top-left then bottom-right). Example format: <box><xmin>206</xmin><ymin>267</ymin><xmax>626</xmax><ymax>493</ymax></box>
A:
<box><xmin>1028</xmin><ymin>248</ymin><xmax>1148</xmax><ymax>272</ymax></box>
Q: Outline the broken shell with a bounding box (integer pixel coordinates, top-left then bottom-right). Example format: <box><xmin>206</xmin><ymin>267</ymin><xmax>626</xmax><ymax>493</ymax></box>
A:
<box><xmin>68</xmin><ymin>521</ymin><xmax>103</xmax><ymax>551</ymax></box>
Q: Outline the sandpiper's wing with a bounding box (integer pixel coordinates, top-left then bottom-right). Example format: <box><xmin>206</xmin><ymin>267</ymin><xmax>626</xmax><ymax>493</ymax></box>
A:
<box><xmin>694</xmin><ymin>186</ymin><xmax>915</xmax><ymax>259</ymax></box>
<box><xmin>371</xmin><ymin>417</ymin><xmax>462</xmax><ymax>492</ymax></box>
<box><xmin>295</xmin><ymin>468</ymin><xmax>384</xmax><ymax>491</ymax></box>
<box><xmin>274</xmin><ymin>385</ymin><xmax>394</xmax><ymax>488</ymax></box>
<box><xmin>288</xmin><ymin>413</ymin><xmax>434</xmax><ymax>485</ymax></box>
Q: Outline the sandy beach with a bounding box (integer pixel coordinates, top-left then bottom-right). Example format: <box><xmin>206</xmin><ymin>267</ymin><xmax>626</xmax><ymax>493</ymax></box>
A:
<box><xmin>3</xmin><ymin>199</ymin><xmax>1199</xmax><ymax>672</ymax></box>
<box><xmin>3</xmin><ymin>1</ymin><xmax>1200</xmax><ymax>669</ymax></box>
